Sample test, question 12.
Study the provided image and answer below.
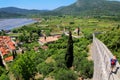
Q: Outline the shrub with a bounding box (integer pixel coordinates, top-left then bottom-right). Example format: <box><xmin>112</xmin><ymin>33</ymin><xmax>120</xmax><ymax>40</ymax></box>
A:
<box><xmin>37</xmin><ymin>62</ymin><xmax>54</xmax><ymax>76</ymax></box>
<box><xmin>0</xmin><ymin>74</ymin><xmax>10</xmax><ymax>80</ymax></box>
<box><xmin>0</xmin><ymin>66</ymin><xmax>5</xmax><ymax>76</ymax></box>
<box><xmin>55</xmin><ymin>69</ymin><xmax>78</xmax><ymax>80</ymax></box>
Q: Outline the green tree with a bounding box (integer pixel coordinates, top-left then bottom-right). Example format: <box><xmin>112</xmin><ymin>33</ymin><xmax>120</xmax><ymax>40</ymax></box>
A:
<box><xmin>18</xmin><ymin>34</ymin><xmax>25</xmax><ymax>42</ymax></box>
<box><xmin>0</xmin><ymin>66</ymin><xmax>9</xmax><ymax>80</ymax></box>
<box><xmin>37</xmin><ymin>29</ymin><xmax>41</xmax><ymax>36</ymax></box>
<box><xmin>69</xmin><ymin>22</ymin><xmax>74</xmax><ymax>25</ymax></box>
<box><xmin>12</xmin><ymin>29</ymin><xmax>18</xmax><ymax>33</ymax></box>
<box><xmin>0</xmin><ymin>30</ymin><xmax>6</xmax><ymax>36</ymax></box>
<box><xmin>116</xmin><ymin>24</ymin><xmax>120</xmax><ymax>29</ymax></box>
<box><xmin>0</xmin><ymin>66</ymin><xmax>5</xmax><ymax>76</ymax></box>
<box><xmin>0</xmin><ymin>74</ymin><xmax>10</xmax><ymax>80</ymax></box>
<box><xmin>11</xmin><ymin>53</ymin><xmax>37</xmax><ymax>80</ymax></box>
<box><xmin>37</xmin><ymin>62</ymin><xmax>54</xmax><ymax>76</ymax></box>
<box><xmin>45</xmin><ymin>30</ymin><xmax>50</xmax><ymax>36</ymax></box>
<box><xmin>65</xmin><ymin>31</ymin><xmax>74</xmax><ymax>68</ymax></box>
<box><xmin>77</xmin><ymin>27</ymin><xmax>80</xmax><ymax>36</ymax></box>
<box><xmin>29</xmin><ymin>31</ymin><xmax>33</xmax><ymax>41</ymax></box>
<box><xmin>32</xmin><ymin>33</ymin><xmax>39</xmax><ymax>41</ymax></box>
<box><xmin>55</xmin><ymin>69</ymin><xmax>77</xmax><ymax>80</ymax></box>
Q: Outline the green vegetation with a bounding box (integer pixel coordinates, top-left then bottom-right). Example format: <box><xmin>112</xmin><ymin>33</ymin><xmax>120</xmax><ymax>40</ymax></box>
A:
<box><xmin>55</xmin><ymin>69</ymin><xmax>78</xmax><ymax>80</ymax></box>
<box><xmin>54</xmin><ymin>0</ymin><xmax>120</xmax><ymax>16</ymax></box>
<box><xmin>0</xmin><ymin>30</ymin><xmax>6</xmax><ymax>36</ymax></box>
<box><xmin>0</xmin><ymin>11</ymin><xmax>23</xmax><ymax>18</ymax></box>
<box><xmin>0</xmin><ymin>74</ymin><xmax>9</xmax><ymax>80</ymax></box>
<box><xmin>97</xmin><ymin>26</ymin><xmax>120</xmax><ymax>62</ymax></box>
<box><xmin>11</xmin><ymin>25</ymin><xmax>41</xmax><ymax>43</ymax></box>
<box><xmin>0</xmin><ymin>66</ymin><xmax>9</xmax><ymax>80</ymax></box>
<box><xmin>11</xmin><ymin>52</ymin><xmax>37</xmax><ymax>80</ymax></box>
<box><xmin>2</xmin><ymin>15</ymin><xmax>120</xmax><ymax>80</ymax></box>
<box><xmin>1</xmin><ymin>0</ymin><xmax>120</xmax><ymax>79</ymax></box>
<box><xmin>3</xmin><ymin>34</ymin><xmax>92</xmax><ymax>80</ymax></box>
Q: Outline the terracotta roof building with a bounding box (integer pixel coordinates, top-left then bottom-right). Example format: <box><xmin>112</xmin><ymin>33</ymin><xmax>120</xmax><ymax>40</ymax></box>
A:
<box><xmin>39</xmin><ymin>35</ymin><xmax>61</xmax><ymax>45</ymax></box>
<box><xmin>0</xmin><ymin>36</ymin><xmax>16</xmax><ymax>62</ymax></box>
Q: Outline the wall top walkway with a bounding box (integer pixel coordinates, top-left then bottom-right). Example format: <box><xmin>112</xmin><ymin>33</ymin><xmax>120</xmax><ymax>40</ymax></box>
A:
<box><xmin>92</xmin><ymin>34</ymin><xmax>120</xmax><ymax>80</ymax></box>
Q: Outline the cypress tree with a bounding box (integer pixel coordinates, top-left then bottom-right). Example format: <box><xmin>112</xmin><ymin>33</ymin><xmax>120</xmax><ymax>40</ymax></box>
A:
<box><xmin>12</xmin><ymin>50</ymin><xmax>17</xmax><ymax>60</ymax></box>
<box><xmin>65</xmin><ymin>31</ymin><xmax>74</xmax><ymax>68</ymax></box>
<box><xmin>78</xmin><ymin>27</ymin><xmax>80</xmax><ymax>36</ymax></box>
<box><xmin>0</xmin><ymin>55</ymin><xmax>4</xmax><ymax>67</ymax></box>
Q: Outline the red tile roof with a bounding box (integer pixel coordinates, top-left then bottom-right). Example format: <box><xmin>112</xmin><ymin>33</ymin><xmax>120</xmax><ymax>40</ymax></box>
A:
<box><xmin>5</xmin><ymin>56</ymin><xmax>13</xmax><ymax>62</ymax></box>
<box><xmin>7</xmin><ymin>41</ymin><xmax>15</xmax><ymax>50</ymax></box>
<box><xmin>39</xmin><ymin>35</ymin><xmax>61</xmax><ymax>44</ymax></box>
<box><xmin>0</xmin><ymin>47</ymin><xmax>8</xmax><ymax>56</ymax></box>
<box><xmin>0</xmin><ymin>36</ymin><xmax>16</xmax><ymax>62</ymax></box>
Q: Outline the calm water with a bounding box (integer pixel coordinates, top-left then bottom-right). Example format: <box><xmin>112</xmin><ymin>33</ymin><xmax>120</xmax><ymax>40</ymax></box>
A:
<box><xmin>0</xmin><ymin>18</ymin><xmax>37</xmax><ymax>30</ymax></box>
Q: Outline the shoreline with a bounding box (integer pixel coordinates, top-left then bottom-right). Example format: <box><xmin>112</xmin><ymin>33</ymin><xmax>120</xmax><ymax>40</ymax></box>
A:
<box><xmin>0</xmin><ymin>18</ymin><xmax>37</xmax><ymax>30</ymax></box>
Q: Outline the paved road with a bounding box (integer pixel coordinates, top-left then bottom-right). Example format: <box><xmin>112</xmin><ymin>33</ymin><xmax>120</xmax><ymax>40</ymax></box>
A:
<box><xmin>92</xmin><ymin>34</ymin><xmax>120</xmax><ymax>80</ymax></box>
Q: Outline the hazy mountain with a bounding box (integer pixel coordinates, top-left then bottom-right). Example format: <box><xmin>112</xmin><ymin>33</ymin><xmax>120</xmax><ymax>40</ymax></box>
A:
<box><xmin>0</xmin><ymin>7</ymin><xmax>49</xmax><ymax>15</ymax></box>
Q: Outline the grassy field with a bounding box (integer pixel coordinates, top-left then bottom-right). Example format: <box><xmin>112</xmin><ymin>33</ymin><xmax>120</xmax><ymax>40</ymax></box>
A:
<box><xmin>33</xmin><ymin>16</ymin><xmax>120</xmax><ymax>34</ymax></box>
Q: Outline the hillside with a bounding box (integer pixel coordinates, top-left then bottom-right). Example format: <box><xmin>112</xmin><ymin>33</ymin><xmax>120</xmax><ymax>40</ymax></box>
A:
<box><xmin>0</xmin><ymin>7</ymin><xmax>49</xmax><ymax>18</ymax></box>
<box><xmin>54</xmin><ymin>0</ymin><xmax>120</xmax><ymax>16</ymax></box>
<box><xmin>0</xmin><ymin>7</ymin><xmax>49</xmax><ymax>14</ymax></box>
<box><xmin>0</xmin><ymin>11</ymin><xmax>24</xmax><ymax>18</ymax></box>
<box><xmin>97</xmin><ymin>26</ymin><xmax>120</xmax><ymax>62</ymax></box>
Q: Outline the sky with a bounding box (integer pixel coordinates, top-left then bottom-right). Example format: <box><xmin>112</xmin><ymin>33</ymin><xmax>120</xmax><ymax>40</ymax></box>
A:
<box><xmin>0</xmin><ymin>0</ymin><xmax>77</xmax><ymax>10</ymax></box>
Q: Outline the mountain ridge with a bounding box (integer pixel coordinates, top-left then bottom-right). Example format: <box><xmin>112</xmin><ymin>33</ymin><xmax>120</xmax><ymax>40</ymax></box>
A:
<box><xmin>0</xmin><ymin>0</ymin><xmax>120</xmax><ymax>17</ymax></box>
<box><xmin>0</xmin><ymin>11</ymin><xmax>24</xmax><ymax>18</ymax></box>
<box><xmin>0</xmin><ymin>7</ymin><xmax>49</xmax><ymax>14</ymax></box>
